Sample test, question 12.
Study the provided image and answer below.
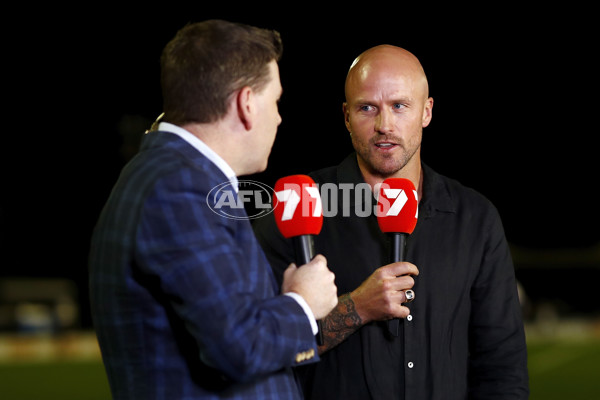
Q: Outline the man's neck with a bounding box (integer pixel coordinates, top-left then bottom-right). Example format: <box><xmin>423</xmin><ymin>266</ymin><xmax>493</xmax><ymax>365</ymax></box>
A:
<box><xmin>357</xmin><ymin>156</ymin><xmax>423</xmax><ymax>202</ymax></box>
<box><xmin>181</xmin><ymin>120</ymin><xmax>243</xmax><ymax>176</ymax></box>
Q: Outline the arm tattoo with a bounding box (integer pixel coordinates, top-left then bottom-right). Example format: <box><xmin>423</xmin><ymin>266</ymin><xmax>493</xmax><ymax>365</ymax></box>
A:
<box><xmin>318</xmin><ymin>293</ymin><xmax>363</xmax><ymax>354</ymax></box>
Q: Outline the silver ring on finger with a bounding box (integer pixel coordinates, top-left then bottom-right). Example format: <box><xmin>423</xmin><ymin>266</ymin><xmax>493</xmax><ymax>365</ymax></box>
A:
<box><xmin>404</xmin><ymin>289</ymin><xmax>415</xmax><ymax>303</ymax></box>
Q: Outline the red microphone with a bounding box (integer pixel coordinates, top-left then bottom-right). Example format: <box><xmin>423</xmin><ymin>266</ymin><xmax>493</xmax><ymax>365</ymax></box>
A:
<box><xmin>376</xmin><ymin>178</ymin><xmax>419</xmax><ymax>336</ymax></box>
<box><xmin>272</xmin><ymin>175</ymin><xmax>324</xmax><ymax>344</ymax></box>
<box><xmin>273</xmin><ymin>175</ymin><xmax>323</xmax><ymax>264</ymax></box>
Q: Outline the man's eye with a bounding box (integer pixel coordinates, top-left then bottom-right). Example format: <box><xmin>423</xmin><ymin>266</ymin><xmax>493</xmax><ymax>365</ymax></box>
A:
<box><xmin>393</xmin><ymin>103</ymin><xmax>406</xmax><ymax>110</ymax></box>
<box><xmin>359</xmin><ymin>105</ymin><xmax>374</xmax><ymax>112</ymax></box>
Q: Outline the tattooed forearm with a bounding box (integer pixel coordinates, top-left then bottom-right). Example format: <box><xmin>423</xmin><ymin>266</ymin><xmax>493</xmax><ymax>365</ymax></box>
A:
<box><xmin>318</xmin><ymin>293</ymin><xmax>363</xmax><ymax>354</ymax></box>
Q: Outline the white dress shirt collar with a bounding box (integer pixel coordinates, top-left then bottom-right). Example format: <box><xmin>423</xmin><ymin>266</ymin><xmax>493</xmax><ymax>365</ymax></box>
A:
<box><xmin>158</xmin><ymin>122</ymin><xmax>238</xmax><ymax>191</ymax></box>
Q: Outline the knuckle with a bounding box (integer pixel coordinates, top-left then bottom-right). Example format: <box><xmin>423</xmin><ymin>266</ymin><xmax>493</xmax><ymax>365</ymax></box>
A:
<box><xmin>382</xmin><ymin>292</ymin><xmax>394</xmax><ymax>304</ymax></box>
<box><xmin>380</xmin><ymin>280</ymin><xmax>391</xmax><ymax>291</ymax></box>
<box><xmin>374</xmin><ymin>267</ymin><xmax>386</xmax><ymax>278</ymax></box>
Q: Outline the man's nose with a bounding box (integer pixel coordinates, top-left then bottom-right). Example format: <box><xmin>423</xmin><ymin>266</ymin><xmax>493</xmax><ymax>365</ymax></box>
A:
<box><xmin>374</xmin><ymin>108</ymin><xmax>394</xmax><ymax>134</ymax></box>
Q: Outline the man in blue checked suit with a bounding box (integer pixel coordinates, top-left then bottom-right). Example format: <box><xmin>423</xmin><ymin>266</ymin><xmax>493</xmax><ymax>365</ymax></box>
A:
<box><xmin>89</xmin><ymin>20</ymin><xmax>338</xmax><ymax>399</ymax></box>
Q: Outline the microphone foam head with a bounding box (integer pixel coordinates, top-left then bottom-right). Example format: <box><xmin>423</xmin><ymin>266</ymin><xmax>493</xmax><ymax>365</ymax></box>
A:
<box><xmin>376</xmin><ymin>178</ymin><xmax>419</xmax><ymax>234</ymax></box>
<box><xmin>272</xmin><ymin>175</ymin><xmax>323</xmax><ymax>238</ymax></box>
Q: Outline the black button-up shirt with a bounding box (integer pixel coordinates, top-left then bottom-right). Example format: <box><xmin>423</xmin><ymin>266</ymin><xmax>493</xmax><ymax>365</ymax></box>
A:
<box><xmin>253</xmin><ymin>153</ymin><xmax>529</xmax><ymax>399</ymax></box>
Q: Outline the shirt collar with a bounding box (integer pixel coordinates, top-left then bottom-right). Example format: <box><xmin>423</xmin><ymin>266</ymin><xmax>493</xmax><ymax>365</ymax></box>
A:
<box><xmin>335</xmin><ymin>152</ymin><xmax>456</xmax><ymax>216</ymax></box>
<box><xmin>420</xmin><ymin>163</ymin><xmax>456</xmax><ymax>217</ymax></box>
<box><xmin>158</xmin><ymin>122</ymin><xmax>239</xmax><ymax>191</ymax></box>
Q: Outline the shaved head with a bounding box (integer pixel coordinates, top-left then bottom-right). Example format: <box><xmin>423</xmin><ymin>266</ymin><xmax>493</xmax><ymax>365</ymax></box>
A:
<box><xmin>345</xmin><ymin>45</ymin><xmax>429</xmax><ymax>102</ymax></box>
<box><xmin>342</xmin><ymin>45</ymin><xmax>433</xmax><ymax>188</ymax></box>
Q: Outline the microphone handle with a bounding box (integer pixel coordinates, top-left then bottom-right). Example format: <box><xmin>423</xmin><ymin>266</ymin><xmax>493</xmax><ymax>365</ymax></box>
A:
<box><xmin>388</xmin><ymin>232</ymin><xmax>407</xmax><ymax>337</ymax></box>
<box><xmin>391</xmin><ymin>232</ymin><xmax>407</xmax><ymax>263</ymax></box>
<box><xmin>291</xmin><ymin>235</ymin><xmax>325</xmax><ymax>346</ymax></box>
<box><xmin>292</xmin><ymin>235</ymin><xmax>315</xmax><ymax>265</ymax></box>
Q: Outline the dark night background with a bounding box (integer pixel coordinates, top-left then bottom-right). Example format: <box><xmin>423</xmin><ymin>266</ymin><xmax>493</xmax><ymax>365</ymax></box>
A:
<box><xmin>2</xmin><ymin>6</ymin><xmax>598</xmax><ymax>328</ymax></box>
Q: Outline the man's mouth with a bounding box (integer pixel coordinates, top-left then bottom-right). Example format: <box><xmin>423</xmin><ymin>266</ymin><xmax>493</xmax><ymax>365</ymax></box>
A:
<box><xmin>375</xmin><ymin>142</ymin><xmax>397</xmax><ymax>149</ymax></box>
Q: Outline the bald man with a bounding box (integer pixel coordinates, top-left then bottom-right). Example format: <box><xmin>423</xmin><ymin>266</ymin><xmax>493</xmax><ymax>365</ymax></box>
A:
<box><xmin>253</xmin><ymin>45</ymin><xmax>529</xmax><ymax>399</ymax></box>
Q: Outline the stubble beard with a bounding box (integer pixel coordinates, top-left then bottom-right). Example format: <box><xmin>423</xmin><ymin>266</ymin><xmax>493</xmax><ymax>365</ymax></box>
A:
<box><xmin>353</xmin><ymin>135</ymin><xmax>421</xmax><ymax>179</ymax></box>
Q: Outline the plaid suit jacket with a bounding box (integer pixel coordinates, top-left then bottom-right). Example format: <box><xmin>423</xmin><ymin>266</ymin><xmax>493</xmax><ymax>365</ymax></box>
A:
<box><xmin>89</xmin><ymin>130</ymin><xmax>318</xmax><ymax>399</ymax></box>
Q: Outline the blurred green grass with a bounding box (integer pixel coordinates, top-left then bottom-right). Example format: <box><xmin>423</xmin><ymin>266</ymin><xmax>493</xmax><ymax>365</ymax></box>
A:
<box><xmin>0</xmin><ymin>359</ymin><xmax>111</xmax><ymax>399</ymax></box>
<box><xmin>0</xmin><ymin>336</ymin><xmax>599</xmax><ymax>399</ymax></box>
<box><xmin>528</xmin><ymin>337</ymin><xmax>600</xmax><ymax>399</ymax></box>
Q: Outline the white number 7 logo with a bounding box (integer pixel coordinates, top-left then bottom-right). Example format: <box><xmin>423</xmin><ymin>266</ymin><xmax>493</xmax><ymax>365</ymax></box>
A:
<box><xmin>275</xmin><ymin>187</ymin><xmax>322</xmax><ymax>221</ymax></box>
<box><xmin>383</xmin><ymin>189</ymin><xmax>418</xmax><ymax>218</ymax></box>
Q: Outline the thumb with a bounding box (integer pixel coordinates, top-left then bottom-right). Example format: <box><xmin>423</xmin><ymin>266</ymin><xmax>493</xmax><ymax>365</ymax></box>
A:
<box><xmin>281</xmin><ymin>263</ymin><xmax>297</xmax><ymax>293</ymax></box>
<box><xmin>284</xmin><ymin>262</ymin><xmax>297</xmax><ymax>277</ymax></box>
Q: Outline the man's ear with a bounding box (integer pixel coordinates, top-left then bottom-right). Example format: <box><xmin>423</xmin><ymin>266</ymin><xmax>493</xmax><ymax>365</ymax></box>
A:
<box><xmin>342</xmin><ymin>102</ymin><xmax>351</xmax><ymax>133</ymax></box>
<box><xmin>236</xmin><ymin>86</ymin><xmax>254</xmax><ymax>131</ymax></box>
<box><xmin>422</xmin><ymin>97</ymin><xmax>434</xmax><ymax>128</ymax></box>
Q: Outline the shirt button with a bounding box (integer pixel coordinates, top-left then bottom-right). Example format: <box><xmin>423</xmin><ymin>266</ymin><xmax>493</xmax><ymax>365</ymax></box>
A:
<box><xmin>407</xmin><ymin>314</ymin><xmax>413</xmax><ymax>321</ymax></box>
<box><xmin>408</xmin><ymin>362</ymin><xmax>414</xmax><ymax>368</ymax></box>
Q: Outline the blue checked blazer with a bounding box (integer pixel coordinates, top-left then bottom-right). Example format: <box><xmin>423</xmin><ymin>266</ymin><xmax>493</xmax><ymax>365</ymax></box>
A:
<box><xmin>89</xmin><ymin>130</ymin><xmax>318</xmax><ymax>399</ymax></box>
